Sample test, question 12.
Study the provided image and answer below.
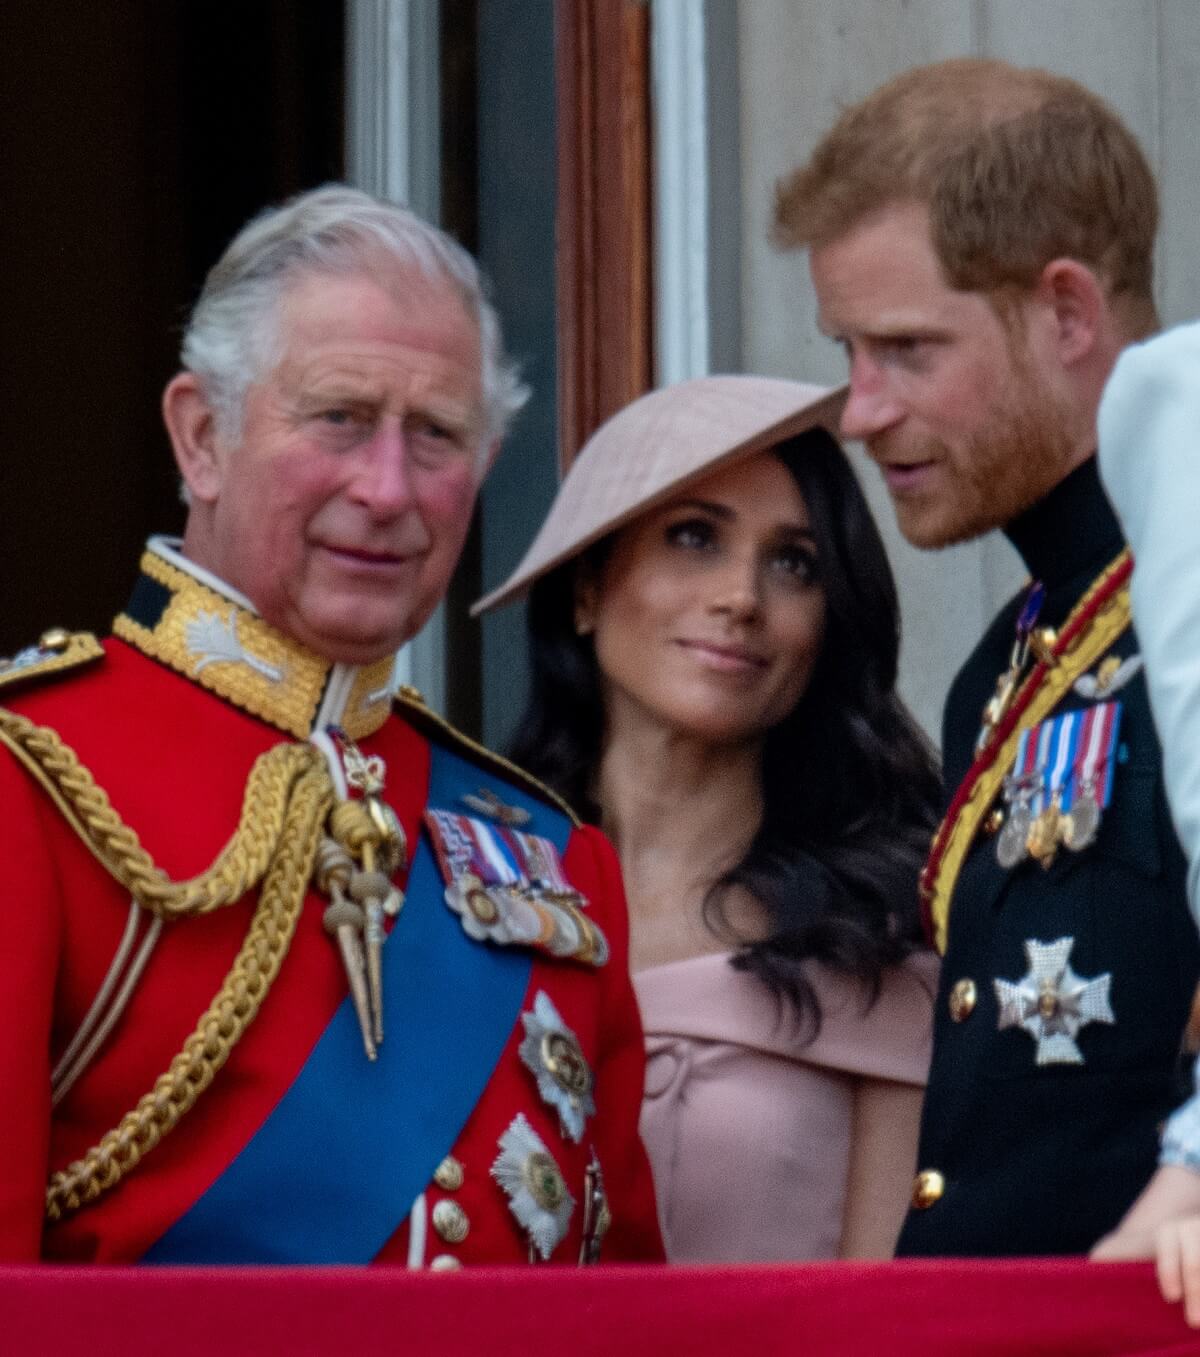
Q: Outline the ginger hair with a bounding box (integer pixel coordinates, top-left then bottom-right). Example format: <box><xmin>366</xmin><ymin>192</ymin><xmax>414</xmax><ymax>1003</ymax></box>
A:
<box><xmin>774</xmin><ymin>59</ymin><xmax>1159</xmax><ymax>336</ymax></box>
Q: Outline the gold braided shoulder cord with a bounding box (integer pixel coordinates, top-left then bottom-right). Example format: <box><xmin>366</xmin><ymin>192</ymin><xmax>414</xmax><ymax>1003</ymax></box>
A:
<box><xmin>927</xmin><ymin>577</ymin><xmax>1132</xmax><ymax>954</ymax></box>
<box><xmin>0</xmin><ymin>709</ymin><xmax>322</xmax><ymax>918</ymax></box>
<box><xmin>0</xmin><ymin>709</ymin><xmax>335</xmax><ymax>1222</ymax></box>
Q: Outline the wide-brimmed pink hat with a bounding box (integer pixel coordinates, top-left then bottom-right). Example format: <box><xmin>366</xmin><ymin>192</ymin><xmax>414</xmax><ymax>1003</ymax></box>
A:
<box><xmin>472</xmin><ymin>374</ymin><xmax>847</xmax><ymax>614</ymax></box>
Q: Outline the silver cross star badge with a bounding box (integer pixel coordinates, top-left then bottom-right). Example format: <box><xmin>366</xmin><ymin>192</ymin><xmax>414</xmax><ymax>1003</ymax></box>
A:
<box><xmin>993</xmin><ymin>936</ymin><xmax>1114</xmax><ymax>1065</ymax></box>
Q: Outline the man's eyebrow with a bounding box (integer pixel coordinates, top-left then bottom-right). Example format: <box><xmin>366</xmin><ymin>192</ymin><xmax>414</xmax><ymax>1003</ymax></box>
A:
<box><xmin>296</xmin><ymin>378</ymin><xmax>378</xmax><ymax>402</ymax></box>
<box><xmin>413</xmin><ymin>397</ymin><xmax>478</xmax><ymax>422</ymax></box>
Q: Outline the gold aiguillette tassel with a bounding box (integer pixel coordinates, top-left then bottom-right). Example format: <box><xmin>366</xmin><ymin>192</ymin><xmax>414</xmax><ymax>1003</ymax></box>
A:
<box><xmin>351</xmin><ymin>864</ymin><xmax>392</xmax><ymax>1048</ymax></box>
<box><xmin>326</xmin><ymin>778</ymin><xmax>407</xmax><ymax>1056</ymax></box>
<box><xmin>316</xmin><ymin>838</ymin><xmax>376</xmax><ymax>1060</ymax></box>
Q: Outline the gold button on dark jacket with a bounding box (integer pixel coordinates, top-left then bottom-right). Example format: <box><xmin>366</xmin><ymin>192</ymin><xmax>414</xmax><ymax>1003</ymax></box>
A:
<box><xmin>911</xmin><ymin>1169</ymin><xmax>945</xmax><ymax>1210</ymax></box>
<box><xmin>948</xmin><ymin>978</ymin><xmax>977</xmax><ymax>1022</ymax></box>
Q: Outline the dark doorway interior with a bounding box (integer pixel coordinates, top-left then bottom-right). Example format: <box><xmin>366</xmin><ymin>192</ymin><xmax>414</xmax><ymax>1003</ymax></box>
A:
<box><xmin>475</xmin><ymin>0</ymin><xmax>558</xmax><ymax>748</ymax></box>
<box><xmin>0</xmin><ymin>1</ymin><xmax>344</xmax><ymax>654</ymax></box>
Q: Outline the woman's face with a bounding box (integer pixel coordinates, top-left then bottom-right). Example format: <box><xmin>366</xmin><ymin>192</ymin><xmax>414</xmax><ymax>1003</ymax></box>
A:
<box><xmin>579</xmin><ymin>450</ymin><xmax>827</xmax><ymax>746</ymax></box>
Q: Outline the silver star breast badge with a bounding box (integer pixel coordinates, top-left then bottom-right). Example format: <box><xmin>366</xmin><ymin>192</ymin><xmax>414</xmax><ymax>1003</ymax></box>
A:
<box><xmin>993</xmin><ymin>936</ymin><xmax>1114</xmax><ymax>1065</ymax></box>
<box><xmin>518</xmin><ymin>990</ymin><xmax>596</xmax><ymax>1143</ymax></box>
<box><xmin>491</xmin><ymin>1114</ymin><xmax>575</xmax><ymax>1260</ymax></box>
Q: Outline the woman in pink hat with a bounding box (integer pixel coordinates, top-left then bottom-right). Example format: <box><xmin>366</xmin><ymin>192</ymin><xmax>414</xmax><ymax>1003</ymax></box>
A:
<box><xmin>475</xmin><ymin>375</ymin><xmax>940</xmax><ymax>1262</ymax></box>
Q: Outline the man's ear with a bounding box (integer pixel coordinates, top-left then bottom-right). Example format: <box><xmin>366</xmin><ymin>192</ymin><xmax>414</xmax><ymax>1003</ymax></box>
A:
<box><xmin>477</xmin><ymin>436</ymin><xmax>503</xmax><ymax>479</ymax></box>
<box><xmin>162</xmin><ymin>372</ymin><xmax>224</xmax><ymax>503</ymax></box>
<box><xmin>1035</xmin><ymin>258</ymin><xmax>1106</xmax><ymax>368</ymax></box>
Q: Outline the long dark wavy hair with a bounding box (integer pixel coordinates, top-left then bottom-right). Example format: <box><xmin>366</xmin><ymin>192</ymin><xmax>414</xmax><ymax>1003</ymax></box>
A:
<box><xmin>508</xmin><ymin>428</ymin><xmax>941</xmax><ymax>1032</ymax></box>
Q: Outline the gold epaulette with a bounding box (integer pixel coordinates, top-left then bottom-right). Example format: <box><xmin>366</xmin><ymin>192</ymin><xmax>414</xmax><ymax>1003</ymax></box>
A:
<box><xmin>0</xmin><ymin>629</ymin><xmax>104</xmax><ymax>697</ymax></box>
<box><xmin>394</xmin><ymin>685</ymin><xmax>581</xmax><ymax>827</ymax></box>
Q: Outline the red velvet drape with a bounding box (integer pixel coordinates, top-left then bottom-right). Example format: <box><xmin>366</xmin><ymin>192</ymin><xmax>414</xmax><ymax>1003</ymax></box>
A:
<box><xmin>3</xmin><ymin>1259</ymin><xmax>1196</xmax><ymax>1356</ymax></box>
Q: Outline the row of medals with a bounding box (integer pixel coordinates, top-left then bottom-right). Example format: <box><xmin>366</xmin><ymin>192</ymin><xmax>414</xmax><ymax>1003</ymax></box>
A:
<box><xmin>460</xmin><ymin>873</ymin><xmax>599</xmax><ymax>958</ymax></box>
<box><xmin>995</xmin><ymin>775</ymin><xmax>1101</xmax><ymax>871</ymax></box>
<box><xmin>980</xmin><ymin>597</ymin><xmax>1103</xmax><ymax>872</ymax></box>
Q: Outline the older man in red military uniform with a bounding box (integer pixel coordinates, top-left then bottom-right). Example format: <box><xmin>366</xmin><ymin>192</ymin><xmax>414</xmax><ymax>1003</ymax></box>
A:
<box><xmin>0</xmin><ymin>186</ymin><xmax>662</xmax><ymax>1267</ymax></box>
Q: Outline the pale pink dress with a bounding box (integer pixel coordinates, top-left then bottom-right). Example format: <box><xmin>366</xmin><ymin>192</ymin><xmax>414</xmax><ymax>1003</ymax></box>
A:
<box><xmin>634</xmin><ymin>951</ymin><xmax>938</xmax><ymax>1262</ymax></box>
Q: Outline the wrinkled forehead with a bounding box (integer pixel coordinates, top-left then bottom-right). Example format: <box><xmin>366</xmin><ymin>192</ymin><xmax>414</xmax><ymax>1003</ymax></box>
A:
<box><xmin>277</xmin><ymin>257</ymin><xmax>478</xmax><ymax>334</ymax></box>
<box><xmin>251</xmin><ymin>262</ymin><xmax>484</xmax><ymax>410</ymax></box>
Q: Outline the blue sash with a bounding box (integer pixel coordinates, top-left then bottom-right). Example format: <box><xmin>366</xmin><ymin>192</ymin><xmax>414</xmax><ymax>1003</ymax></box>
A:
<box><xmin>143</xmin><ymin>741</ymin><xmax>571</xmax><ymax>1263</ymax></box>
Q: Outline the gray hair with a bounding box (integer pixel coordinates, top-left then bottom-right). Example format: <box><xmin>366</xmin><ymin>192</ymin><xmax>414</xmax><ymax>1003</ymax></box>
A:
<box><xmin>180</xmin><ymin>184</ymin><xmax>528</xmax><ymax>458</ymax></box>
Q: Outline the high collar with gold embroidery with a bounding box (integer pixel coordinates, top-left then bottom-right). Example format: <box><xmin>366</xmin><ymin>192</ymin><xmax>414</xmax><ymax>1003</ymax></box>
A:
<box><xmin>113</xmin><ymin>538</ymin><xmax>396</xmax><ymax>741</ymax></box>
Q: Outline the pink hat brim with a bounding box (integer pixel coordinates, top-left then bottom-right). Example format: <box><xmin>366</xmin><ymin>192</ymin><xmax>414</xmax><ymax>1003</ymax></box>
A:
<box><xmin>472</xmin><ymin>374</ymin><xmax>847</xmax><ymax>615</ymax></box>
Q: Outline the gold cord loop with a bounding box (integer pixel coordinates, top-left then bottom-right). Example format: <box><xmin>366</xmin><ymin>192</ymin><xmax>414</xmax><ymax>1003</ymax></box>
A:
<box><xmin>0</xmin><ymin>709</ymin><xmax>336</xmax><ymax>1222</ymax></box>
<box><xmin>0</xmin><ymin>709</ymin><xmax>323</xmax><ymax>919</ymax></box>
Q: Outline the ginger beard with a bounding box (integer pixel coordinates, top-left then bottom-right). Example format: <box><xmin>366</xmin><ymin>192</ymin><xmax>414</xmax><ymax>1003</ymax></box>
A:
<box><xmin>870</xmin><ymin>331</ymin><xmax>1079</xmax><ymax>550</ymax></box>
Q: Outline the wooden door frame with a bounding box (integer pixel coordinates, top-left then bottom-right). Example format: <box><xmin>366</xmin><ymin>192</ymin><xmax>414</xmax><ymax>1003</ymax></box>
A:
<box><xmin>554</xmin><ymin>0</ymin><xmax>653</xmax><ymax>469</ymax></box>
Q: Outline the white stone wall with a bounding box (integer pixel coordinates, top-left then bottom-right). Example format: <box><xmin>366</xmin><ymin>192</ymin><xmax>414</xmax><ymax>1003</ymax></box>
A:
<box><xmin>726</xmin><ymin>0</ymin><xmax>1200</xmax><ymax>741</ymax></box>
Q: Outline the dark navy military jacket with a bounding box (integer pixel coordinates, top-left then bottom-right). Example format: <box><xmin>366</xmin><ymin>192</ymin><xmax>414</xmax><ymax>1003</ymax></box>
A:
<box><xmin>897</xmin><ymin>459</ymin><xmax>1200</xmax><ymax>1257</ymax></box>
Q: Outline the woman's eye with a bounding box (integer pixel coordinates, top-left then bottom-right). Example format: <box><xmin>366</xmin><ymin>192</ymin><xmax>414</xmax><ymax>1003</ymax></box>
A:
<box><xmin>665</xmin><ymin>519</ymin><xmax>716</xmax><ymax>551</ymax></box>
<box><xmin>773</xmin><ymin>544</ymin><xmax>819</xmax><ymax>584</ymax></box>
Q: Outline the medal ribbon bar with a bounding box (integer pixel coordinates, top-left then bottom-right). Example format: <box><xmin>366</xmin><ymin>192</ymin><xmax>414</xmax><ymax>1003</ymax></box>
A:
<box><xmin>921</xmin><ymin>550</ymin><xmax>1133</xmax><ymax>953</ymax></box>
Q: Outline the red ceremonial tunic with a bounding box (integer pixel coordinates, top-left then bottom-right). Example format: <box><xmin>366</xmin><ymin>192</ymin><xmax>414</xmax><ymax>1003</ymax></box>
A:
<box><xmin>0</xmin><ymin>542</ymin><xmax>662</xmax><ymax>1267</ymax></box>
